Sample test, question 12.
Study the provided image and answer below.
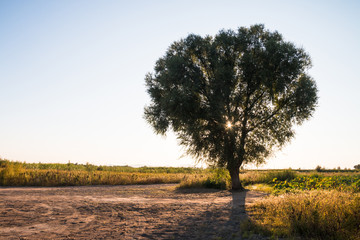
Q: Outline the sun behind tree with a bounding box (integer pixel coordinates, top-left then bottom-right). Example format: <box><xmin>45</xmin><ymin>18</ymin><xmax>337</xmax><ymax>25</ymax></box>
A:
<box><xmin>144</xmin><ymin>24</ymin><xmax>318</xmax><ymax>190</ymax></box>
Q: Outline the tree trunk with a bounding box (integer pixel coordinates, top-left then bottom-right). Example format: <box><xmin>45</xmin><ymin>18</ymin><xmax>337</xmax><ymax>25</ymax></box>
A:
<box><xmin>228</xmin><ymin>166</ymin><xmax>243</xmax><ymax>191</ymax></box>
<box><xmin>224</xmin><ymin>123</ymin><xmax>245</xmax><ymax>190</ymax></box>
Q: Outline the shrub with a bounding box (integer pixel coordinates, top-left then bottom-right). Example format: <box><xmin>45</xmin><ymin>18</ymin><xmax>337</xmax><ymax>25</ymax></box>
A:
<box><xmin>0</xmin><ymin>162</ymin><xmax>25</xmax><ymax>185</ymax></box>
<box><xmin>178</xmin><ymin>168</ymin><xmax>230</xmax><ymax>190</ymax></box>
<box><xmin>315</xmin><ymin>165</ymin><xmax>323</xmax><ymax>172</ymax></box>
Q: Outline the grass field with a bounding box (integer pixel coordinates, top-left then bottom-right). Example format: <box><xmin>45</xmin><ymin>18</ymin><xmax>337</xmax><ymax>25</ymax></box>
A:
<box><xmin>0</xmin><ymin>158</ymin><xmax>209</xmax><ymax>187</ymax></box>
<box><xmin>238</xmin><ymin>169</ymin><xmax>360</xmax><ymax>240</ymax></box>
<box><xmin>244</xmin><ymin>190</ymin><xmax>360</xmax><ymax>240</ymax></box>
<box><xmin>1</xmin><ymin>158</ymin><xmax>359</xmax><ymax>239</ymax></box>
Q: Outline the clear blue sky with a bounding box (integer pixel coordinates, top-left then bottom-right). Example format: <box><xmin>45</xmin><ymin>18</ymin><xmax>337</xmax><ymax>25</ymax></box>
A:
<box><xmin>1</xmin><ymin>0</ymin><xmax>359</xmax><ymax>169</ymax></box>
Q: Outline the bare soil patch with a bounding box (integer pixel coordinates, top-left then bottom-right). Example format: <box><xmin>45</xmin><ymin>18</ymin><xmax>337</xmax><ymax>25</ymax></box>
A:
<box><xmin>0</xmin><ymin>184</ymin><xmax>267</xmax><ymax>239</ymax></box>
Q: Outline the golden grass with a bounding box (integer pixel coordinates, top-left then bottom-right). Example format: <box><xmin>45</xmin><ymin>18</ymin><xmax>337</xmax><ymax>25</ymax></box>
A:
<box><xmin>0</xmin><ymin>158</ymin><xmax>209</xmax><ymax>187</ymax></box>
<box><xmin>245</xmin><ymin>190</ymin><xmax>360</xmax><ymax>240</ymax></box>
<box><xmin>0</xmin><ymin>165</ymin><xmax>191</xmax><ymax>187</ymax></box>
<box><xmin>239</xmin><ymin>169</ymin><xmax>298</xmax><ymax>186</ymax></box>
<box><xmin>178</xmin><ymin>168</ymin><xmax>230</xmax><ymax>190</ymax></box>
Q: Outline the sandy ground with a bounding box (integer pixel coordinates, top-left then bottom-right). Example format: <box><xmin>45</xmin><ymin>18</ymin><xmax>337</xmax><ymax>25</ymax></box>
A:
<box><xmin>0</xmin><ymin>184</ymin><xmax>267</xmax><ymax>240</ymax></box>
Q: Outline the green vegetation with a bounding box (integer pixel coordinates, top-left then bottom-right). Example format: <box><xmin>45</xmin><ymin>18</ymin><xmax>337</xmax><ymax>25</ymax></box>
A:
<box><xmin>1</xmin><ymin>158</ymin><xmax>360</xmax><ymax>239</ymax></box>
<box><xmin>273</xmin><ymin>174</ymin><xmax>360</xmax><ymax>193</ymax></box>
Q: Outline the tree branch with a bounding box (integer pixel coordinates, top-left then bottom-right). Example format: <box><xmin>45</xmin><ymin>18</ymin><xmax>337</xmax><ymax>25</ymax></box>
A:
<box><xmin>247</xmin><ymin>90</ymin><xmax>266</xmax><ymax>112</ymax></box>
<box><xmin>247</xmin><ymin>96</ymin><xmax>294</xmax><ymax>133</ymax></box>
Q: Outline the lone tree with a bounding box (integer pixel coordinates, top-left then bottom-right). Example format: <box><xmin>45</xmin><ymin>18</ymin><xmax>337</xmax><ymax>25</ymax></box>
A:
<box><xmin>144</xmin><ymin>24</ymin><xmax>318</xmax><ymax>190</ymax></box>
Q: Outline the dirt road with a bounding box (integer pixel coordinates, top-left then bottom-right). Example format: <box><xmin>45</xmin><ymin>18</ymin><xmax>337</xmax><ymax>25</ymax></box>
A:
<box><xmin>0</xmin><ymin>184</ymin><xmax>267</xmax><ymax>239</ymax></box>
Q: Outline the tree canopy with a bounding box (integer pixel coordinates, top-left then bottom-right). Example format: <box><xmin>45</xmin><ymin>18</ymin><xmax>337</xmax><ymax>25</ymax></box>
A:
<box><xmin>144</xmin><ymin>24</ymin><xmax>318</xmax><ymax>189</ymax></box>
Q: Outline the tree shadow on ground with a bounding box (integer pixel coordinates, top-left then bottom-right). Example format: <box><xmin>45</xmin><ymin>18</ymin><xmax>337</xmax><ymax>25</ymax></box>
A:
<box><xmin>142</xmin><ymin>189</ymin><xmax>249</xmax><ymax>240</ymax></box>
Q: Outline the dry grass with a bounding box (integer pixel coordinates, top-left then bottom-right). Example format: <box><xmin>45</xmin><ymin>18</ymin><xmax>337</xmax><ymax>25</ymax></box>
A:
<box><xmin>178</xmin><ymin>168</ymin><xmax>230</xmax><ymax>190</ymax></box>
<box><xmin>0</xmin><ymin>164</ymin><xmax>191</xmax><ymax>187</ymax></box>
<box><xmin>245</xmin><ymin>190</ymin><xmax>360</xmax><ymax>240</ymax></box>
<box><xmin>0</xmin><ymin>158</ymin><xmax>209</xmax><ymax>187</ymax></box>
<box><xmin>245</xmin><ymin>184</ymin><xmax>274</xmax><ymax>193</ymax></box>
